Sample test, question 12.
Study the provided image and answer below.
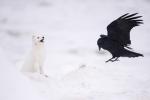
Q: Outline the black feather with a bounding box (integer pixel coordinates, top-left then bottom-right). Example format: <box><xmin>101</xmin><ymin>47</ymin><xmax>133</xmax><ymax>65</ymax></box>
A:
<box><xmin>97</xmin><ymin>13</ymin><xmax>143</xmax><ymax>62</ymax></box>
<box><xmin>123</xmin><ymin>13</ymin><xmax>138</xmax><ymax>19</ymax></box>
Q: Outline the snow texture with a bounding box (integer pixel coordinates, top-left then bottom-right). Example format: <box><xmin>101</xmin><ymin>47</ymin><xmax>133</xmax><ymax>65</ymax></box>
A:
<box><xmin>0</xmin><ymin>0</ymin><xmax>150</xmax><ymax>100</ymax></box>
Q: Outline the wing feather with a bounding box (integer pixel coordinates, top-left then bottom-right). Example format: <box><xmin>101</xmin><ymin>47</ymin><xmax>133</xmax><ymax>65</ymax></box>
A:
<box><xmin>107</xmin><ymin>13</ymin><xmax>143</xmax><ymax>46</ymax></box>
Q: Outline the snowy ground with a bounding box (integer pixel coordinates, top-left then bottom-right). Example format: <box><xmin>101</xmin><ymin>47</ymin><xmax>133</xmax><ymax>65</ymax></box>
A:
<box><xmin>0</xmin><ymin>0</ymin><xmax>150</xmax><ymax>100</ymax></box>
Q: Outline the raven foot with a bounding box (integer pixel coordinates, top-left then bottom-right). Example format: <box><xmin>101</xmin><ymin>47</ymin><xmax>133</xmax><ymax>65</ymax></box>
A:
<box><xmin>125</xmin><ymin>46</ymin><xmax>132</xmax><ymax>50</ymax></box>
<box><xmin>105</xmin><ymin>57</ymin><xmax>119</xmax><ymax>63</ymax></box>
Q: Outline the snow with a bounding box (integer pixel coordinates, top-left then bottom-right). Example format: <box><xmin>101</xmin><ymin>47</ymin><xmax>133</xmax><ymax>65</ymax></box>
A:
<box><xmin>0</xmin><ymin>0</ymin><xmax>150</xmax><ymax>100</ymax></box>
<box><xmin>0</xmin><ymin>48</ymin><xmax>43</xmax><ymax>100</ymax></box>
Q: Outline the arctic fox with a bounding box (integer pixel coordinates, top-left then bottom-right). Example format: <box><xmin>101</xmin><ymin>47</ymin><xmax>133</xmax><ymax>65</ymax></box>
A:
<box><xmin>21</xmin><ymin>34</ymin><xmax>47</xmax><ymax>76</ymax></box>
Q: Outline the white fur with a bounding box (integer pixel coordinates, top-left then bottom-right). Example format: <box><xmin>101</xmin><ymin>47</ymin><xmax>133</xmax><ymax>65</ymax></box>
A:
<box><xmin>21</xmin><ymin>34</ymin><xmax>45</xmax><ymax>75</ymax></box>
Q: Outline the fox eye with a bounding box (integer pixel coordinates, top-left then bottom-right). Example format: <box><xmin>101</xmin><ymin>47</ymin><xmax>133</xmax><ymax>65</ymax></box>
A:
<box><xmin>37</xmin><ymin>37</ymin><xmax>39</xmax><ymax>39</ymax></box>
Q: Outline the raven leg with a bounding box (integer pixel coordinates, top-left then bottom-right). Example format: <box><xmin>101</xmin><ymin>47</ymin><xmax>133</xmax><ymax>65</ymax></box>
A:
<box><xmin>105</xmin><ymin>57</ymin><xmax>119</xmax><ymax>63</ymax></box>
<box><xmin>105</xmin><ymin>57</ymin><xmax>114</xmax><ymax>63</ymax></box>
<box><xmin>125</xmin><ymin>46</ymin><xmax>132</xmax><ymax>50</ymax></box>
<box><xmin>112</xmin><ymin>57</ymin><xmax>119</xmax><ymax>62</ymax></box>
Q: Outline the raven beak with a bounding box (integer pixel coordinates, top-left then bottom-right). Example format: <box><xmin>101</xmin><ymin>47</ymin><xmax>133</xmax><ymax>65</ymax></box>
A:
<box><xmin>98</xmin><ymin>47</ymin><xmax>101</xmax><ymax>51</ymax></box>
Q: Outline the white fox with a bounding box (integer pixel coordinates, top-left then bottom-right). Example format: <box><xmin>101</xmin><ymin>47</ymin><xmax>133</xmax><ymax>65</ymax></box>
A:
<box><xmin>21</xmin><ymin>34</ymin><xmax>47</xmax><ymax>77</ymax></box>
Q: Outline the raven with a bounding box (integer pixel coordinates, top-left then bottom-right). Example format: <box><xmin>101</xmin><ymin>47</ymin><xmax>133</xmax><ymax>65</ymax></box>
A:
<box><xmin>97</xmin><ymin>13</ymin><xmax>144</xmax><ymax>62</ymax></box>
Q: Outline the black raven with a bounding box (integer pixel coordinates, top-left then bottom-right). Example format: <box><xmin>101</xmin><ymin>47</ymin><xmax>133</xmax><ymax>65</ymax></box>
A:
<box><xmin>97</xmin><ymin>13</ymin><xmax>144</xmax><ymax>62</ymax></box>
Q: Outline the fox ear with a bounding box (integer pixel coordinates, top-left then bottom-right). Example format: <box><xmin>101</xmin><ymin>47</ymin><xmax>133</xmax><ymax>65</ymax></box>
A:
<box><xmin>32</xmin><ymin>33</ymin><xmax>36</xmax><ymax>38</ymax></box>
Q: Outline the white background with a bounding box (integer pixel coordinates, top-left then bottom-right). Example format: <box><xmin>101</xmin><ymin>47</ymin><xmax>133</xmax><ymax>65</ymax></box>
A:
<box><xmin>0</xmin><ymin>0</ymin><xmax>150</xmax><ymax>100</ymax></box>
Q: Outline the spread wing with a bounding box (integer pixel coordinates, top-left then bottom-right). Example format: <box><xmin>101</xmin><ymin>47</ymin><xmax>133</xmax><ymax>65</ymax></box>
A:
<box><xmin>107</xmin><ymin>13</ymin><xmax>143</xmax><ymax>46</ymax></box>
